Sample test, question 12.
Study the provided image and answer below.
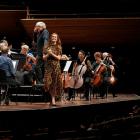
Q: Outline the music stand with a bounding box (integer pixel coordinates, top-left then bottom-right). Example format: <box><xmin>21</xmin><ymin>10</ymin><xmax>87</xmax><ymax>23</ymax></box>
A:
<box><xmin>63</xmin><ymin>60</ymin><xmax>72</xmax><ymax>72</ymax></box>
<box><xmin>61</xmin><ymin>60</ymin><xmax>72</xmax><ymax>103</ymax></box>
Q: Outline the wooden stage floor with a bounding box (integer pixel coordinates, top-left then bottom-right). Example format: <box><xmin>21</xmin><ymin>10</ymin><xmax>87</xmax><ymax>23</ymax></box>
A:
<box><xmin>0</xmin><ymin>93</ymin><xmax>140</xmax><ymax>112</ymax></box>
<box><xmin>0</xmin><ymin>93</ymin><xmax>140</xmax><ymax>140</ymax></box>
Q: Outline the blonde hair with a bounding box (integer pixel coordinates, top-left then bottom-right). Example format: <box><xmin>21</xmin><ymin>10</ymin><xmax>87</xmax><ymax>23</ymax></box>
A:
<box><xmin>21</xmin><ymin>44</ymin><xmax>29</xmax><ymax>51</ymax></box>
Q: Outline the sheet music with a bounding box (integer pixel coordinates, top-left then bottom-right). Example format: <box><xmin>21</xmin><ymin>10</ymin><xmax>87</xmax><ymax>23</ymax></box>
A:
<box><xmin>63</xmin><ymin>61</ymin><xmax>72</xmax><ymax>72</ymax></box>
<box><xmin>12</xmin><ymin>60</ymin><xmax>19</xmax><ymax>71</ymax></box>
<box><xmin>12</xmin><ymin>61</ymin><xmax>17</xmax><ymax>69</ymax></box>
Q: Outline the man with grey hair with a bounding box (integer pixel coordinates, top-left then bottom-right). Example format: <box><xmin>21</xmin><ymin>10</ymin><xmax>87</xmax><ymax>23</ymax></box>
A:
<box><xmin>33</xmin><ymin>21</ymin><xmax>49</xmax><ymax>84</ymax></box>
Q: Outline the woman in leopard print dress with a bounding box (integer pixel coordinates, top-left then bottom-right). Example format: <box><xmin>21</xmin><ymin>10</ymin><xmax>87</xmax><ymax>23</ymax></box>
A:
<box><xmin>43</xmin><ymin>33</ymin><xmax>63</xmax><ymax>106</ymax></box>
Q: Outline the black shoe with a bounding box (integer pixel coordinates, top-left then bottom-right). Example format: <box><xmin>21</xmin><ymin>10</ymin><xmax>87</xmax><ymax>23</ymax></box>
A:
<box><xmin>85</xmin><ymin>97</ymin><xmax>89</xmax><ymax>101</ymax></box>
<box><xmin>66</xmin><ymin>97</ymin><xmax>71</xmax><ymax>101</ymax></box>
<box><xmin>113</xmin><ymin>95</ymin><xmax>117</xmax><ymax>98</ymax></box>
<box><xmin>81</xmin><ymin>95</ymin><xmax>86</xmax><ymax>99</ymax></box>
<box><xmin>5</xmin><ymin>99</ymin><xmax>9</xmax><ymax>105</ymax></box>
<box><xmin>98</xmin><ymin>95</ymin><xmax>105</xmax><ymax>99</ymax></box>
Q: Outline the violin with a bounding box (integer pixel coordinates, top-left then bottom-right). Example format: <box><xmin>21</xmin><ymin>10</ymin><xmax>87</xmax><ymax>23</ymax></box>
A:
<box><xmin>23</xmin><ymin>53</ymin><xmax>36</xmax><ymax>71</ymax></box>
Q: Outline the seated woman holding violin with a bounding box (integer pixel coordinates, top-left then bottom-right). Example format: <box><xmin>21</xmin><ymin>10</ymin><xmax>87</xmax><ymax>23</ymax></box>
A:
<box><xmin>16</xmin><ymin>44</ymin><xmax>37</xmax><ymax>85</ymax></box>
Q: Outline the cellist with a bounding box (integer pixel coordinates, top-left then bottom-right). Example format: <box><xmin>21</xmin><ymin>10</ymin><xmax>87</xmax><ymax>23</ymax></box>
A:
<box><xmin>102</xmin><ymin>52</ymin><xmax>117</xmax><ymax>97</ymax></box>
<box><xmin>67</xmin><ymin>50</ymin><xmax>92</xmax><ymax>101</ymax></box>
<box><xmin>91</xmin><ymin>51</ymin><xmax>108</xmax><ymax>98</ymax></box>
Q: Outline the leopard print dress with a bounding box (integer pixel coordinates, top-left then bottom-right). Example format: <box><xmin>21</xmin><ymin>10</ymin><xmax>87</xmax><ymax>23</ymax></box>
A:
<box><xmin>44</xmin><ymin>45</ymin><xmax>62</xmax><ymax>97</ymax></box>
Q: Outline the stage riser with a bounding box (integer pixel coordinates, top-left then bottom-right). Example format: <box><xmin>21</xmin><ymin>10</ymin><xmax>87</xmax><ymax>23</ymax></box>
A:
<box><xmin>8</xmin><ymin>86</ymin><xmax>50</xmax><ymax>102</ymax></box>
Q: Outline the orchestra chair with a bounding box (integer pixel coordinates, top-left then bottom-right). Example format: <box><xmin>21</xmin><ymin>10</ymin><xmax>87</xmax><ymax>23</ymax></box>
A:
<box><xmin>0</xmin><ymin>69</ymin><xmax>20</xmax><ymax>105</ymax></box>
<box><xmin>87</xmin><ymin>86</ymin><xmax>93</xmax><ymax>101</ymax></box>
<box><xmin>0</xmin><ymin>69</ymin><xmax>10</xmax><ymax>105</ymax></box>
<box><xmin>92</xmin><ymin>85</ymin><xmax>108</xmax><ymax>99</ymax></box>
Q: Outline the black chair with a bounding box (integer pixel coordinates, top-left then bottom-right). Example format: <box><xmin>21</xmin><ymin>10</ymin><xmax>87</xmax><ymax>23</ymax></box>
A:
<box><xmin>0</xmin><ymin>69</ymin><xmax>10</xmax><ymax>105</ymax></box>
<box><xmin>0</xmin><ymin>69</ymin><xmax>20</xmax><ymax>105</ymax></box>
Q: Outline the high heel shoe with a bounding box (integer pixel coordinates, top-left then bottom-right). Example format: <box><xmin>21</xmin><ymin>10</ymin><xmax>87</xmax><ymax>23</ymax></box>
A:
<box><xmin>49</xmin><ymin>103</ymin><xmax>56</xmax><ymax>107</ymax></box>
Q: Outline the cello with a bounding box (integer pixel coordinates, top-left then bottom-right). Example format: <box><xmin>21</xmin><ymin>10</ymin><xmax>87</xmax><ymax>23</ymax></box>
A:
<box><xmin>68</xmin><ymin>55</ymin><xmax>88</xmax><ymax>89</ymax></box>
<box><xmin>91</xmin><ymin>57</ymin><xmax>107</xmax><ymax>87</ymax></box>
<box><xmin>107</xmin><ymin>56</ymin><xmax>117</xmax><ymax>85</ymax></box>
<box><xmin>108</xmin><ymin>65</ymin><xmax>116</xmax><ymax>85</ymax></box>
<box><xmin>61</xmin><ymin>72</ymin><xmax>71</xmax><ymax>88</ymax></box>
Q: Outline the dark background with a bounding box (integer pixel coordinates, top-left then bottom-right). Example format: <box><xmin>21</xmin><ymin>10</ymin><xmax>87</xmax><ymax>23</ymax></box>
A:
<box><xmin>0</xmin><ymin>0</ymin><xmax>140</xmax><ymax>15</ymax></box>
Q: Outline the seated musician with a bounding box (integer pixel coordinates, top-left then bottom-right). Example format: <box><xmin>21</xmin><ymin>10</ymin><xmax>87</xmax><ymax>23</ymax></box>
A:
<box><xmin>0</xmin><ymin>39</ymin><xmax>18</xmax><ymax>56</ymax></box>
<box><xmin>0</xmin><ymin>40</ymin><xmax>8</xmax><ymax>55</ymax></box>
<box><xmin>80</xmin><ymin>51</ymin><xmax>92</xmax><ymax>100</ymax></box>
<box><xmin>91</xmin><ymin>51</ymin><xmax>109</xmax><ymax>98</ymax></box>
<box><xmin>17</xmin><ymin>44</ymin><xmax>36</xmax><ymax>85</ymax></box>
<box><xmin>102</xmin><ymin>52</ymin><xmax>117</xmax><ymax>97</ymax></box>
<box><xmin>67</xmin><ymin>50</ymin><xmax>92</xmax><ymax>100</ymax></box>
<box><xmin>0</xmin><ymin>43</ymin><xmax>20</xmax><ymax>104</ymax></box>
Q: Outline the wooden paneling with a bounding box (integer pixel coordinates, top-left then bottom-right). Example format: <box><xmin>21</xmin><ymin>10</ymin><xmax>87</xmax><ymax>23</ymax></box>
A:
<box><xmin>20</xmin><ymin>18</ymin><xmax>140</xmax><ymax>45</ymax></box>
<box><xmin>0</xmin><ymin>10</ymin><xmax>26</xmax><ymax>39</ymax></box>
